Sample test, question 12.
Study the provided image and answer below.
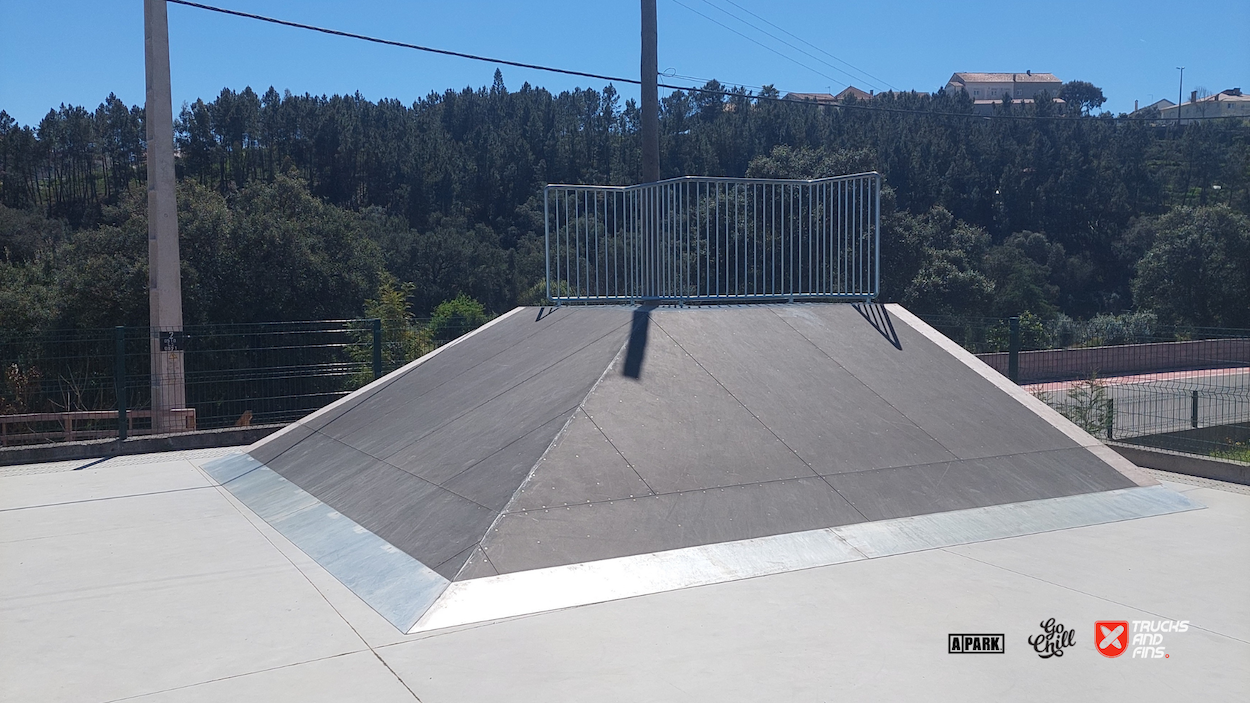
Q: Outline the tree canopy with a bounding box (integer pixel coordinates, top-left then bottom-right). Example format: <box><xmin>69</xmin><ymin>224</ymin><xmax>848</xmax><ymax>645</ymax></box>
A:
<box><xmin>1</xmin><ymin>76</ymin><xmax>1247</xmax><ymax>333</ymax></box>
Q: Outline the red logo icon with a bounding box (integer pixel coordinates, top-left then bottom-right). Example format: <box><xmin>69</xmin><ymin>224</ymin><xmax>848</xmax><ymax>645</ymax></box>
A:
<box><xmin>1096</xmin><ymin>621</ymin><xmax>1130</xmax><ymax>658</ymax></box>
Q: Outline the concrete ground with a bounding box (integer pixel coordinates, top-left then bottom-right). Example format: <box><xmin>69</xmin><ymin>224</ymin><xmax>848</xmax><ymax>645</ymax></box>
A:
<box><xmin>2</xmin><ymin>449</ymin><xmax>1246</xmax><ymax>703</ymax></box>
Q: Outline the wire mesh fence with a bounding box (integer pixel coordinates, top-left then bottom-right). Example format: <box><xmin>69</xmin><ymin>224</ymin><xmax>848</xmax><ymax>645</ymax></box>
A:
<box><xmin>0</xmin><ymin>317</ymin><xmax>482</xmax><ymax>446</ymax></box>
<box><xmin>924</xmin><ymin>314</ymin><xmax>1250</xmax><ymax>461</ymax></box>
<box><xmin>5</xmin><ymin>309</ymin><xmax>1247</xmax><ymax>462</ymax></box>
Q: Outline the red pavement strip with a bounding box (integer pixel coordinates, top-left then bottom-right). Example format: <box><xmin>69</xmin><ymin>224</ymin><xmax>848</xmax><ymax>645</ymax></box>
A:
<box><xmin>1023</xmin><ymin>367</ymin><xmax>1250</xmax><ymax>393</ymax></box>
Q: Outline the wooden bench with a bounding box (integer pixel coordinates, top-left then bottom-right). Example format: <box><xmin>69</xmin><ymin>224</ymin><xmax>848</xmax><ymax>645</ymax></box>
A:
<box><xmin>0</xmin><ymin>409</ymin><xmax>197</xmax><ymax>446</ymax></box>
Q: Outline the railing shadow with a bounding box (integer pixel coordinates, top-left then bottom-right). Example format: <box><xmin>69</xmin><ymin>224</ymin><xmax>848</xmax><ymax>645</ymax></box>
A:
<box><xmin>853</xmin><ymin>303</ymin><xmax>902</xmax><ymax>350</ymax></box>
<box><xmin>623</xmin><ymin>305</ymin><xmax>656</xmax><ymax>379</ymax></box>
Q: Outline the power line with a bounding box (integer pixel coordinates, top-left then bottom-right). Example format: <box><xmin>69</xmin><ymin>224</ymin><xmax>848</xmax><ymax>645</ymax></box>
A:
<box><xmin>716</xmin><ymin>0</ymin><xmax>898</xmax><ymax>91</ymax></box>
<box><xmin>667</xmin><ymin>0</ymin><xmax>848</xmax><ymax>90</ymax></box>
<box><xmin>696</xmin><ymin>0</ymin><xmax>889</xmax><ymax>92</ymax></box>
<box><xmin>165</xmin><ymin>0</ymin><xmax>1246</xmax><ymax>124</ymax></box>
<box><xmin>165</xmin><ymin>0</ymin><xmax>638</xmax><ymax>86</ymax></box>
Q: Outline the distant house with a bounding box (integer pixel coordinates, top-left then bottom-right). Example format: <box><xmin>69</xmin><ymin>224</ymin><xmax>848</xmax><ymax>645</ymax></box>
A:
<box><xmin>946</xmin><ymin>72</ymin><xmax>1065</xmax><ymax>115</ymax></box>
<box><xmin>1158</xmin><ymin>88</ymin><xmax>1250</xmax><ymax>124</ymax></box>
<box><xmin>783</xmin><ymin>86</ymin><xmax>873</xmax><ymax>105</ymax></box>
<box><xmin>1130</xmin><ymin>98</ymin><xmax>1175</xmax><ymax>117</ymax></box>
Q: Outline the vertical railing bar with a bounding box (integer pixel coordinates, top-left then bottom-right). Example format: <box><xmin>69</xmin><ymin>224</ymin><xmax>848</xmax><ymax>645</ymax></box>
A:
<box><xmin>715</xmin><ymin>181</ymin><xmax>720</xmax><ymax>297</ymax></box>
<box><xmin>874</xmin><ymin>173</ymin><xmax>881</xmax><ymax>300</ymax></box>
<box><xmin>657</xmin><ymin>185</ymin><xmax>663</xmax><ymax>298</ymax></box>
<box><xmin>859</xmin><ymin>177</ymin><xmax>865</xmax><ymax>295</ymax></box>
<box><xmin>770</xmin><ymin>182</ymin><xmax>776</xmax><ymax>296</ymax></box>
<box><xmin>734</xmin><ymin>183</ymin><xmax>740</xmax><ymax>296</ymax></box>
<box><xmin>544</xmin><ymin>187</ymin><xmax>550</xmax><ymax>301</ymax></box>
<box><xmin>593</xmin><ymin>191</ymin><xmax>600</xmax><ymax>298</ymax></box>
<box><xmin>785</xmin><ymin>183</ymin><xmax>791</xmax><ymax>298</ymax></box>
<box><xmin>694</xmin><ymin>182</ymin><xmax>700</xmax><ymax>298</ymax></box>
<box><xmin>839</xmin><ymin>180</ymin><xmax>846</xmax><ymax>294</ymax></box>
<box><xmin>852</xmin><ymin>179</ymin><xmax>858</xmax><ymax>295</ymax></box>
<box><xmin>823</xmin><ymin>181</ymin><xmax>829</xmax><ymax>294</ymax></box>
<box><xmin>810</xmin><ymin>182</ymin><xmax>815</xmax><ymax>295</ymax></box>
<box><xmin>612</xmin><ymin>191</ymin><xmax>618</xmax><ymax>299</ymax></box>
<box><xmin>575</xmin><ymin>189</ymin><xmax>583</xmax><ymax>298</ymax></box>
<box><xmin>685</xmin><ymin>178</ymin><xmax>695</xmax><ymax>296</ymax></box>
<box><xmin>847</xmin><ymin>179</ymin><xmax>853</xmax><ymax>296</ymax></box>
<box><xmin>564</xmin><ymin>188</ymin><xmax>570</xmax><ymax>299</ymax></box>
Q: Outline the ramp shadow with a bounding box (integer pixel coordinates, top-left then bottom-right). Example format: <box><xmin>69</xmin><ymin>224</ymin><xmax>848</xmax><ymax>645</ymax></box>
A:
<box><xmin>853</xmin><ymin>303</ymin><xmax>902</xmax><ymax>350</ymax></box>
<box><xmin>622</xmin><ymin>305</ymin><xmax>656</xmax><ymax>379</ymax></box>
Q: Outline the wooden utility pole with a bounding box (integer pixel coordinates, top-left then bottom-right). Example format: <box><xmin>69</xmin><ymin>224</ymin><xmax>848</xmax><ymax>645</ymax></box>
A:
<box><xmin>641</xmin><ymin>0</ymin><xmax>659</xmax><ymax>183</ymax></box>
<box><xmin>1176</xmin><ymin>66</ymin><xmax>1185</xmax><ymax>129</ymax></box>
<box><xmin>144</xmin><ymin>0</ymin><xmax>187</xmax><ymax>432</ymax></box>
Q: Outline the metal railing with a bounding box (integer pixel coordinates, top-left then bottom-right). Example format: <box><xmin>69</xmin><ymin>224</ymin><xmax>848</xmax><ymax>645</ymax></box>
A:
<box><xmin>545</xmin><ymin>173</ymin><xmax>881</xmax><ymax>303</ymax></box>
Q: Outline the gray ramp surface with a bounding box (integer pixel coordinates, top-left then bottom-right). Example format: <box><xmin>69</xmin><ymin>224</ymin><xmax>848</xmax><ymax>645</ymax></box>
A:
<box><xmin>227</xmin><ymin>302</ymin><xmax>1166</xmax><ymax>630</ymax></box>
<box><xmin>253</xmin><ymin>306</ymin><xmax>634</xmax><ymax>579</ymax></box>
<box><xmin>477</xmin><ymin>304</ymin><xmax>1137</xmax><ymax>574</ymax></box>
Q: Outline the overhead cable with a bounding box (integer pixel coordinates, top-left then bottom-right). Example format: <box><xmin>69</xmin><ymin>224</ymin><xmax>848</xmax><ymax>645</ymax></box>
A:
<box><xmin>165</xmin><ymin>0</ymin><xmax>1246</xmax><ymax>124</ymax></box>
<box><xmin>166</xmin><ymin>0</ymin><xmax>638</xmax><ymax>86</ymax></box>
<box><xmin>715</xmin><ymin>0</ymin><xmax>898</xmax><ymax>91</ymax></box>
<box><xmin>668</xmin><ymin>0</ymin><xmax>848</xmax><ymax>89</ymax></box>
<box><xmin>696</xmin><ymin>0</ymin><xmax>885</xmax><ymax>91</ymax></box>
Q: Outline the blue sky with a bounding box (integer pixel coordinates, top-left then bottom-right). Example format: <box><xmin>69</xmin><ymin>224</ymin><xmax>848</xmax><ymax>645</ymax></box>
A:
<box><xmin>2</xmin><ymin>0</ymin><xmax>1248</xmax><ymax>127</ymax></box>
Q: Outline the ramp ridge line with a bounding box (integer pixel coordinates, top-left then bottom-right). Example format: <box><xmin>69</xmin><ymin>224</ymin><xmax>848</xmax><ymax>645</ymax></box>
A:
<box><xmin>347</xmin><ymin>314</ymin><xmax>636</xmax><ymax>468</ymax></box>
<box><xmin>467</xmin><ymin>325</ymin><xmax>642</xmax><ymax>580</ymax></box>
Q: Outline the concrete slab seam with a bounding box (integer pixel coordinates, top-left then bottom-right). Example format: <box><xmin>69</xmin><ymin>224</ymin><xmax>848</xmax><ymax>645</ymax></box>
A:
<box><xmin>886</xmin><ymin>304</ymin><xmax>1158</xmax><ymax>488</ymax></box>
<box><xmin>410</xmin><ymin>484</ymin><xmax>1201</xmax><ymax>633</ymax></box>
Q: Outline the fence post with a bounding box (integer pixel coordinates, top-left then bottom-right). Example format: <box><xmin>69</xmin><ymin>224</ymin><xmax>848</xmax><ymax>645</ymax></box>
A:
<box><xmin>371</xmin><ymin>318</ymin><xmax>383</xmax><ymax>380</ymax></box>
<box><xmin>1191</xmin><ymin>390</ymin><xmax>1199</xmax><ymax>428</ymax></box>
<box><xmin>1007</xmin><ymin>316</ymin><xmax>1020</xmax><ymax>383</ymax></box>
<box><xmin>1105</xmin><ymin>398</ymin><xmax>1114</xmax><ymax>440</ymax></box>
<box><xmin>114</xmin><ymin>326</ymin><xmax>127</xmax><ymax>442</ymax></box>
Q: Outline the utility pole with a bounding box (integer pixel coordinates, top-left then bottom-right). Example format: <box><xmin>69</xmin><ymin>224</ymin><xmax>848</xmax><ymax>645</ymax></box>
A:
<box><xmin>144</xmin><ymin>0</ymin><xmax>187</xmax><ymax>433</ymax></box>
<box><xmin>1176</xmin><ymin>66</ymin><xmax>1184</xmax><ymax>128</ymax></box>
<box><xmin>641</xmin><ymin>0</ymin><xmax>659</xmax><ymax>183</ymax></box>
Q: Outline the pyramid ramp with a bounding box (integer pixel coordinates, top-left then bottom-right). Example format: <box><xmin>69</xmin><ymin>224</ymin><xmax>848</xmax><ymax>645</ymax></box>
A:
<box><xmin>203</xmin><ymin>303</ymin><xmax>1199</xmax><ymax>632</ymax></box>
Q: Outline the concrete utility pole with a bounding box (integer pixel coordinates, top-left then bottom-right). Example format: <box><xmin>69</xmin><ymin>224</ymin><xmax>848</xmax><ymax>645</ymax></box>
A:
<box><xmin>641</xmin><ymin>0</ymin><xmax>659</xmax><ymax>183</ymax></box>
<box><xmin>144</xmin><ymin>0</ymin><xmax>187</xmax><ymax>432</ymax></box>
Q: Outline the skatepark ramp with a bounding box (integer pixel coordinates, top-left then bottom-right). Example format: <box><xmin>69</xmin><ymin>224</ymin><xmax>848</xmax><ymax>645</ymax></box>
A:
<box><xmin>204</xmin><ymin>303</ymin><xmax>1197</xmax><ymax>632</ymax></box>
